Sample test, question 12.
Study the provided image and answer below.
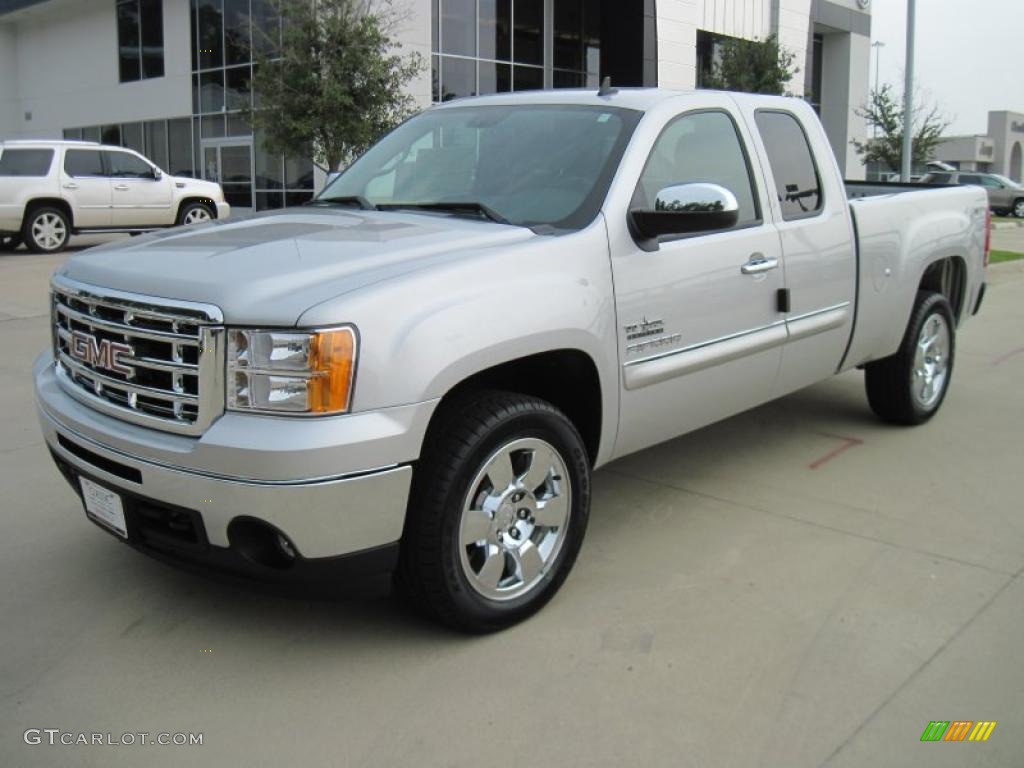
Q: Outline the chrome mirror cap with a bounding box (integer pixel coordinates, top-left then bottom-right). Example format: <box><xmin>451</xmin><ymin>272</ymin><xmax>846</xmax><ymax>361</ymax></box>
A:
<box><xmin>654</xmin><ymin>182</ymin><xmax>739</xmax><ymax>214</ymax></box>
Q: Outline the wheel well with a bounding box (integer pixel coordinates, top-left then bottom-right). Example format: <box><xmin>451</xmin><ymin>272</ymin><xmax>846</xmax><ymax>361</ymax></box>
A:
<box><xmin>919</xmin><ymin>256</ymin><xmax>967</xmax><ymax>323</ymax></box>
<box><xmin>23</xmin><ymin>198</ymin><xmax>73</xmax><ymax>230</ymax></box>
<box><xmin>439</xmin><ymin>350</ymin><xmax>603</xmax><ymax>466</ymax></box>
<box><xmin>177</xmin><ymin>197</ymin><xmax>218</xmax><ymax>220</ymax></box>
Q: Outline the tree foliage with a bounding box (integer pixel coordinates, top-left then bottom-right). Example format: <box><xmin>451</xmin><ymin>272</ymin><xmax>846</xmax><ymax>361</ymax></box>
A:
<box><xmin>701</xmin><ymin>34</ymin><xmax>797</xmax><ymax>95</ymax></box>
<box><xmin>244</xmin><ymin>0</ymin><xmax>422</xmax><ymax>172</ymax></box>
<box><xmin>851</xmin><ymin>84</ymin><xmax>951</xmax><ymax>171</ymax></box>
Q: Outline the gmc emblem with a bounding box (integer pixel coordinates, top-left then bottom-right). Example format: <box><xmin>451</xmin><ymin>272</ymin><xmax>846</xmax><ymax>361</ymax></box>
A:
<box><xmin>69</xmin><ymin>330</ymin><xmax>134</xmax><ymax>376</ymax></box>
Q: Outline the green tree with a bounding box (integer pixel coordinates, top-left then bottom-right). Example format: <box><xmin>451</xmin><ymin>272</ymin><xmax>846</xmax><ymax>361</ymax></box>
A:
<box><xmin>244</xmin><ymin>0</ymin><xmax>423</xmax><ymax>172</ymax></box>
<box><xmin>701</xmin><ymin>34</ymin><xmax>797</xmax><ymax>95</ymax></box>
<box><xmin>851</xmin><ymin>84</ymin><xmax>950</xmax><ymax>172</ymax></box>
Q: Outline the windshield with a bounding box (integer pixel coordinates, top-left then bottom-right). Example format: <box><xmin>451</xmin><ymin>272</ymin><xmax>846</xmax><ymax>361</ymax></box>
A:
<box><xmin>990</xmin><ymin>174</ymin><xmax>1022</xmax><ymax>189</ymax></box>
<box><xmin>318</xmin><ymin>104</ymin><xmax>642</xmax><ymax>232</ymax></box>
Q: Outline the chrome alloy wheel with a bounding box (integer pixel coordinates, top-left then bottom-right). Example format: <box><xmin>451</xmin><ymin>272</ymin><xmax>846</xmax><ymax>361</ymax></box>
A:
<box><xmin>31</xmin><ymin>212</ymin><xmax>67</xmax><ymax>251</ymax></box>
<box><xmin>458</xmin><ymin>437</ymin><xmax>571</xmax><ymax>601</ymax></box>
<box><xmin>183</xmin><ymin>207</ymin><xmax>212</xmax><ymax>224</ymax></box>
<box><xmin>1015</xmin><ymin>200</ymin><xmax>1024</xmax><ymax>218</ymax></box>
<box><xmin>912</xmin><ymin>312</ymin><xmax>950</xmax><ymax>409</ymax></box>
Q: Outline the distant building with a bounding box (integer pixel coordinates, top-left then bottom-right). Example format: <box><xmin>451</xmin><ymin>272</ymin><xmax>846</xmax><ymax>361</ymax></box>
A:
<box><xmin>0</xmin><ymin>0</ymin><xmax>873</xmax><ymax>213</ymax></box>
<box><xmin>931</xmin><ymin>111</ymin><xmax>1024</xmax><ymax>181</ymax></box>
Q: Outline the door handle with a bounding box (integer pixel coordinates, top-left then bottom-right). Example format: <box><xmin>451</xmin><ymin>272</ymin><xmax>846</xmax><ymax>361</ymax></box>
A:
<box><xmin>741</xmin><ymin>254</ymin><xmax>780</xmax><ymax>275</ymax></box>
<box><xmin>114</xmin><ymin>184</ymin><xmax>130</xmax><ymax>191</ymax></box>
<box><xmin>62</xmin><ymin>182</ymin><xmax>79</xmax><ymax>190</ymax></box>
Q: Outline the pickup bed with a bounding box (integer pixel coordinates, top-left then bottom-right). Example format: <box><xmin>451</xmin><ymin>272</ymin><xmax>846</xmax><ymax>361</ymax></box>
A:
<box><xmin>34</xmin><ymin>89</ymin><xmax>989</xmax><ymax>631</ymax></box>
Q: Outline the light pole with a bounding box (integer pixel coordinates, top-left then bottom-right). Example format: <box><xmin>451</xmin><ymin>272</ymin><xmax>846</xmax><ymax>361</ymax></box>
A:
<box><xmin>901</xmin><ymin>0</ymin><xmax>916</xmax><ymax>182</ymax></box>
<box><xmin>871</xmin><ymin>40</ymin><xmax>885</xmax><ymax>139</ymax></box>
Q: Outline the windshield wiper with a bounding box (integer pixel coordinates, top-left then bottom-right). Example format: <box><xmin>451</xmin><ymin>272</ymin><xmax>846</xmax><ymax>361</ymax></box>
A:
<box><xmin>376</xmin><ymin>201</ymin><xmax>511</xmax><ymax>225</ymax></box>
<box><xmin>310</xmin><ymin>195</ymin><xmax>377</xmax><ymax>211</ymax></box>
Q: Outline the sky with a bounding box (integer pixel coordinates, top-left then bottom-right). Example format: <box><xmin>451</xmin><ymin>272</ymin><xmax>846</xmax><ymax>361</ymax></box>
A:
<box><xmin>870</xmin><ymin>0</ymin><xmax>1023</xmax><ymax>136</ymax></box>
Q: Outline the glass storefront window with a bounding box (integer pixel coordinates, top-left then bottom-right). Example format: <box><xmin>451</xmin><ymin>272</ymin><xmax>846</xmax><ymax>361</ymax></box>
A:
<box><xmin>121</xmin><ymin>122</ymin><xmax>144</xmax><ymax>154</ymax></box>
<box><xmin>200</xmin><ymin>69</ymin><xmax>225</xmax><ymax>113</ymax></box>
<box><xmin>225</xmin><ymin>65</ymin><xmax>252</xmax><ymax>111</ymax></box>
<box><xmin>196</xmin><ymin>0</ymin><xmax>223</xmax><ymax>70</ymax></box>
<box><xmin>224</xmin><ymin>0</ymin><xmax>251</xmax><ymax>66</ymax></box>
<box><xmin>145</xmin><ymin>120</ymin><xmax>168</xmax><ymax>170</ymax></box>
<box><xmin>479</xmin><ymin>0</ymin><xmax>511</xmax><ymax>61</ymax></box>
<box><xmin>168</xmin><ymin>117</ymin><xmax>193</xmax><ymax>177</ymax></box>
<box><xmin>513</xmin><ymin>0</ymin><xmax>543</xmax><ymax>65</ymax></box>
<box><xmin>441</xmin><ymin>0</ymin><xmax>476</xmax><ymax>57</ymax></box>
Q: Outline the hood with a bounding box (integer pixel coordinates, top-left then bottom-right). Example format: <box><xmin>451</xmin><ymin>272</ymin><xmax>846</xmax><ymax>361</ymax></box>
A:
<box><xmin>172</xmin><ymin>175</ymin><xmax>222</xmax><ymax>196</ymax></box>
<box><xmin>56</xmin><ymin>208</ymin><xmax>536</xmax><ymax>325</ymax></box>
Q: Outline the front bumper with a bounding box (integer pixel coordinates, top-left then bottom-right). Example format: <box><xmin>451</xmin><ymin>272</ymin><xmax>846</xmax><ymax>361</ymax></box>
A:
<box><xmin>215</xmin><ymin>201</ymin><xmax>231</xmax><ymax>220</ymax></box>
<box><xmin>35</xmin><ymin>353</ymin><xmax>437</xmax><ymax>578</ymax></box>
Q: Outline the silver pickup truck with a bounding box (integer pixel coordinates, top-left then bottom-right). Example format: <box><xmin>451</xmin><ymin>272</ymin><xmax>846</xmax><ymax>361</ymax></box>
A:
<box><xmin>34</xmin><ymin>89</ymin><xmax>989</xmax><ymax>631</ymax></box>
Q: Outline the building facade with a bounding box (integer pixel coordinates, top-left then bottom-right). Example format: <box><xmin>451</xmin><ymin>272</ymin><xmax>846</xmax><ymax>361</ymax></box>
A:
<box><xmin>0</xmin><ymin>0</ymin><xmax>873</xmax><ymax>213</ymax></box>
<box><xmin>932</xmin><ymin>111</ymin><xmax>1024</xmax><ymax>182</ymax></box>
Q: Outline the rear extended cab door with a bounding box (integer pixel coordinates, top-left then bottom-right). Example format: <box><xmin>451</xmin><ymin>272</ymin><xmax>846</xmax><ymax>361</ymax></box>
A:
<box><xmin>732</xmin><ymin>98</ymin><xmax>857</xmax><ymax>398</ymax></box>
<box><xmin>61</xmin><ymin>147</ymin><xmax>112</xmax><ymax>228</ymax></box>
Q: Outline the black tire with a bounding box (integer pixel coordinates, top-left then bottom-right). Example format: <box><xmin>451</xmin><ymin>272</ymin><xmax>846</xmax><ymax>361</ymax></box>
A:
<box><xmin>396</xmin><ymin>390</ymin><xmax>591</xmax><ymax>632</ymax></box>
<box><xmin>1013</xmin><ymin>198</ymin><xmax>1024</xmax><ymax>219</ymax></box>
<box><xmin>0</xmin><ymin>234</ymin><xmax>21</xmax><ymax>252</ymax></box>
<box><xmin>177</xmin><ymin>201</ymin><xmax>214</xmax><ymax>226</ymax></box>
<box><xmin>865</xmin><ymin>290</ymin><xmax>955</xmax><ymax>425</ymax></box>
<box><xmin>22</xmin><ymin>206</ymin><xmax>70</xmax><ymax>253</ymax></box>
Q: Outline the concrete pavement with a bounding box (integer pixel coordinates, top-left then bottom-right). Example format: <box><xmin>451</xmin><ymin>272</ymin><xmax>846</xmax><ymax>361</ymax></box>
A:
<box><xmin>0</xmin><ymin>248</ymin><xmax>1022</xmax><ymax>767</ymax></box>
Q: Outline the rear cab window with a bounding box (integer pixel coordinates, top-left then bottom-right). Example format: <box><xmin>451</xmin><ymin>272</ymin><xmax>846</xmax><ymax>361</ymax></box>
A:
<box><xmin>64</xmin><ymin>149</ymin><xmax>106</xmax><ymax>177</ymax></box>
<box><xmin>754</xmin><ymin>111</ymin><xmax>824</xmax><ymax>220</ymax></box>
<box><xmin>0</xmin><ymin>148</ymin><xmax>55</xmax><ymax>177</ymax></box>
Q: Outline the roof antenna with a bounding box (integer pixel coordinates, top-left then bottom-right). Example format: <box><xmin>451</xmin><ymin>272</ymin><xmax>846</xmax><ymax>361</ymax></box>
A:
<box><xmin>598</xmin><ymin>76</ymin><xmax>618</xmax><ymax>97</ymax></box>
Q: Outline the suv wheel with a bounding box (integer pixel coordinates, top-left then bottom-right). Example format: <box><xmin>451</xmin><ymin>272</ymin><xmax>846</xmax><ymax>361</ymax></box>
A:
<box><xmin>178</xmin><ymin>202</ymin><xmax>214</xmax><ymax>226</ymax></box>
<box><xmin>1014</xmin><ymin>199</ymin><xmax>1024</xmax><ymax>218</ymax></box>
<box><xmin>23</xmin><ymin>207</ymin><xmax>70</xmax><ymax>253</ymax></box>
<box><xmin>865</xmin><ymin>290</ymin><xmax>955</xmax><ymax>425</ymax></box>
<box><xmin>0</xmin><ymin>234</ymin><xmax>21</xmax><ymax>252</ymax></box>
<box><xmin>396</xmin><ymin>390</ymin><xmax>591</xmax><ymax>632</ymax></box>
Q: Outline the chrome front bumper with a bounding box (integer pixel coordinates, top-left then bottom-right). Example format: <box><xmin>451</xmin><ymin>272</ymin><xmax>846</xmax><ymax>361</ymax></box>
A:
<box><xmin>35</xmin><ymin>353</ymin><xmax>436</xmax><ymax>563</ymax></box>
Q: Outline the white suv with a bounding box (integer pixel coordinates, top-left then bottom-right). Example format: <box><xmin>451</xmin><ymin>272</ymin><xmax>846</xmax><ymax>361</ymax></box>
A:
<box><xmin>0</xmin><ymin>140</ymin><xmax>230</xmax><ymax>253</ymax></box>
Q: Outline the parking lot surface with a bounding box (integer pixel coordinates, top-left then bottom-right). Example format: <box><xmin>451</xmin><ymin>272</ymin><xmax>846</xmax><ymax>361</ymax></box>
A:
<box><xmin>1</xmin><ymin>245</ymin><xmax>1022</xmax><ymax>767</ymax></box>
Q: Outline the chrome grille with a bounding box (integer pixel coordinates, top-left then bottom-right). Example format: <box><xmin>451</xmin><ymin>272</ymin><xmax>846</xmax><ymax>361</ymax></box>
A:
<box><xmin>51</xmin><ymin>275</ymin><xmax>224</xmax><ymax>436</ymax></box>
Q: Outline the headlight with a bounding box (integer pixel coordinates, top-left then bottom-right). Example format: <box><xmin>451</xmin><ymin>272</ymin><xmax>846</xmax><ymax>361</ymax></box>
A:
<box><xmin>227</xmin><ymin>327</ymin><xmax>357</xmax><ymax>415</ymax></box>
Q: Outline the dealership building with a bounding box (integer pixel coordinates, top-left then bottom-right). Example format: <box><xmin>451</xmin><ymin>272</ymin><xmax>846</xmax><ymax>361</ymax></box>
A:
<box><xmin>0</xmin><ymin>0</ymin><xmax>872</xmax><ymax>212</ymax></box>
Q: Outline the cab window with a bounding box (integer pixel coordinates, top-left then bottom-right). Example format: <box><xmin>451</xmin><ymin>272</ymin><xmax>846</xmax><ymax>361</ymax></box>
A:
<box><xmin>64</xmin><ymin>149</ymin><xmax>106</xmax><ymax>177</ymax></box>
<box><xmin>106</xmin><ymin>151</ymin><xmax>154</xmax><ymax>178</ymax></box>
<box><xmin>755</xmin><ymin>110</ymin><xmax>824</xmax><ymax>220</ymax></box>
<box><xmin>633</xmin><ymin>110</ymin><xmax>760</xmax><ymax>227</ymax></box>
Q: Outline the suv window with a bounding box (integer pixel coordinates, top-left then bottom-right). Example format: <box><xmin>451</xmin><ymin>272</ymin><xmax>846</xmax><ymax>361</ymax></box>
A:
<box><xmin>754</xmin><ymin>111</ymin><xmax>824</xmax><ymax>220</ymax></box>
<box><xmin>0</xmin><ymin>148</ymin><xmax>55</xmax><ymax>176</ymax></box>
<box><xmin>978</xmin><ymin>175</ymin><xmax>1002</xmax><ymax>188</ymax></box>
<box><xmin>958</xmin><ymin>174</ymin><xmax>982</xmax><ymax>186</ymax></box>
<box><xmin>64</xmin><ymin>149</ymin><xmax>106</xmax><ymax>177</ymax></box>
<box><xmin>924</xmin><ymin>173</ymin><xmax>951</xmax><ymax>184</ymax></box>
<box><xmin>634</xmin><ymin>110</ymin><xmax>760</xmax><ymax>227</ymax></box>
<box><xmin>106</xmin><ymin>150</ymin><xmax>154</xmax><ymax>178</ymax></box>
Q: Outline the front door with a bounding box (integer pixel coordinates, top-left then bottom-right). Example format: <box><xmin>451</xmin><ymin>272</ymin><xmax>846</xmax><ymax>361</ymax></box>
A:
<box><xmin>611</xmin><ymin>108</ymin><xmax>785</xmax><ymax>459</ymax></box>
<box><xmin>105</xmin><ymin>149</ymin><xmax>175</xmax><ymax>227</ymax></box>
<box><xmin>202</xmin><ymin>141</ymin><xmax>253</xmax><ymax>215</ymax></box>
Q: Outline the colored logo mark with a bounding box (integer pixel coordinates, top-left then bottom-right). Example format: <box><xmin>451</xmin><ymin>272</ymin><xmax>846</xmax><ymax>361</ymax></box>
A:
<box><xmin>920</xmin><ymin>721</ymin><xmax>996</xmax><ymax>742</ymax></box>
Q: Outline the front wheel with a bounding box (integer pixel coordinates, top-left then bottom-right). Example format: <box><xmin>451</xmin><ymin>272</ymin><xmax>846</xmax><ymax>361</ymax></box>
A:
<box><xmin>865</xmin><ymin>290</ymin><xmax>955</xmax><ymax>425</ymax></box>
<box><xmin>177</xmin><ymin>202</ymin><xmax>214</xmax><ymax>226</ymax></box>
<box><xmin>396</xmin><ymin>391</ymin><xmax>591</xmax><ymax>632</ymax></box>
<box><xmin>23</xmin><ymin>207</ymin><xmax>70</xmax><ymax>253</ymax></box>
<box><xmin>1013</xmin><ymin>199</ymin><xmax>1024</xmax><ymax>219</ymax></box>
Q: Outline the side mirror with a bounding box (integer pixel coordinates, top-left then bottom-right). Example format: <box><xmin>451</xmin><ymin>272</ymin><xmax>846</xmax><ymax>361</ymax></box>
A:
<box><xmin>152</xmin><ymin>168</ymin><xmax>163</xmax><ymax>181</ymax></box>
<box><xmin>630</xmin><ymin>183</ymin><xmax>740</xmax><ymax>241</ymax></box>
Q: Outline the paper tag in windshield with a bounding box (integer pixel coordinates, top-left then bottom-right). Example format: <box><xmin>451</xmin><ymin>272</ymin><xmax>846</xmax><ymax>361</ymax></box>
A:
<box><xmin>597</xmin><ymin>113</ymin><xmax>611</xmax><ymax>123</ymax></box>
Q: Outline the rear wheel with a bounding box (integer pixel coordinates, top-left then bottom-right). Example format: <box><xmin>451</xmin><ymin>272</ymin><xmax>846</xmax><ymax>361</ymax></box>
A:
<box><xmin>865</xmin><ymin>290</ymin><xmax>955</xmax><ymax>425</ymax></box>
<box><xmin>0</xmin><ymin>234</ymin><xmax>21</xmax><ymax>252</ymax></box>
<box><xmin>396</xmin><ymin>390</ymin><xmax>591</xmax><ymax>632</ymax></box>
<box><xmin>23</xmin><ymin>207</ymin><xmax>70</xmax><ymax>253</ymax></box>
<box><xmin>177</xmin><ymin>201</ymin><xmax>214</xmax><ymax>226</ymax></box>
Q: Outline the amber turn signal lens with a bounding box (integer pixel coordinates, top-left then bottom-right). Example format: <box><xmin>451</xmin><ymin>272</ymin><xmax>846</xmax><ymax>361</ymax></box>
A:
<box><xmin>309</xmin><ymin>328</ymin><xmax>357</xmax><ymax>413</ymax></box>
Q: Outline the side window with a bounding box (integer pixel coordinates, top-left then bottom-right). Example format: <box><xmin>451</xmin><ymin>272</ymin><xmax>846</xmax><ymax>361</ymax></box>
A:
<box><xmin>0</xmin><ymin>149</ymin><xmax>54</xmax><ymax>176</ymax></box>
<box><xmin>64</xmin><ymin>150</ymin><xmax>106</xmax><ymax>177</ymax></box>
<box><xmin>107</xmin><ymin>151</ymin><xmax>154</xmax><ymax>178</ymax></box>
<box><xmin>634</xmin><ymin>111</ymin><xmax>760</xmax><ymax>227</ymax></box>
<box><xmin>958</xmin><ymin>174</ymin><xmax>981</xmax><ymax>186</ymax></box>
<box><xmin>755</xmin><ymin>111</ymin><xmax>824</xmax><ymax>220</ymax></box>
<box><xmin>927</xmin><ymin>173</ymin><xmax>951</xmax><ymax>184</ymax></box>
<box><xmin>979</xmin><ymin>176</ymin><xmax>1001</xmax><ymax>188</ymax></box>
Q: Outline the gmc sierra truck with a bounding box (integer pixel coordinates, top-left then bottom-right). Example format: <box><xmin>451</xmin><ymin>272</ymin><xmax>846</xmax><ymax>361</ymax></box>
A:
<box><xmin>34</xmin><ymin>89</ymin><xmax>989</xmax><ymax>632</ymax></box>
